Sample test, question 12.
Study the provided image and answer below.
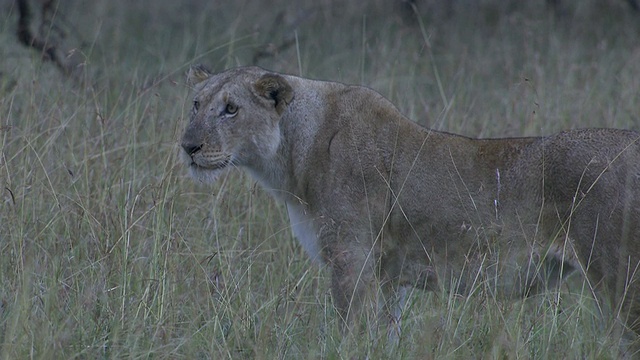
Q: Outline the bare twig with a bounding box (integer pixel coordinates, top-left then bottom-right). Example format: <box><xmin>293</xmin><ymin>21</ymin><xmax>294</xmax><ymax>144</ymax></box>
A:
<box><xmin>252</xmin><ymin>9</ymin><xmax>314</xmax><ymax>65</ymax></box>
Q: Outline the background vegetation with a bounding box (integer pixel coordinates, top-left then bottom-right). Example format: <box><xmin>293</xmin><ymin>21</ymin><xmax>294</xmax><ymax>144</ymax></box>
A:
<box><xmin>1</xmin><ymin>0</ymin><xmax>639</xmax><ymax>358</ymax></box>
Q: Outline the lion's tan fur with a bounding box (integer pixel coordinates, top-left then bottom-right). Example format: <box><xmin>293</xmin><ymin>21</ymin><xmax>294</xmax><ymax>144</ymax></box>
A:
<box><xmin>181</xmin><ymin>65</ymin><xmax>640</xmax><ymax>337</ymax></box>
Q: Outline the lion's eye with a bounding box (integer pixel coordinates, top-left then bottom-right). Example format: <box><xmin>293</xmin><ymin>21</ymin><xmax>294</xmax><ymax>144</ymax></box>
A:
<box><xmin>193</xmin><ymin>100</ymin><xmax>200</xmax><ymax>111</ymax></box>
<box><xmin>225</xmin><ymin>103</ymin><xmax>238</xmax><ymax>115</ymax></box>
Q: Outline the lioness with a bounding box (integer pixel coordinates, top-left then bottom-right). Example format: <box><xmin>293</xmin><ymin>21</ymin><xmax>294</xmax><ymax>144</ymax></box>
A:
<box><xmin>181</xmin><ymin>65</ymin><xmax>640</xmax><ymax>340</ymax></box>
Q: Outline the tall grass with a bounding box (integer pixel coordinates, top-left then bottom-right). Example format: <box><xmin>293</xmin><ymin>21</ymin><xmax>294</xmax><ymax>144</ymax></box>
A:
<box><xmin>1</xmin><ymin>0</ymin><xmax>639</xmax><ymax>358</ymax></box>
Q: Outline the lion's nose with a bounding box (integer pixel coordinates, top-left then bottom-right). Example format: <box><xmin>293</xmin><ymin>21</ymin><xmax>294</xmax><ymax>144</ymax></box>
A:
<box><xmin>182</xmin><ymin>143</ymin><xmax>202</xmax><ymax>156</ymax></box>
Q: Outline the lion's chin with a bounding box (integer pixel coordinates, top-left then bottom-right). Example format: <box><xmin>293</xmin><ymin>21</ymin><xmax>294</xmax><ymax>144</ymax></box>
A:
<box><xmin>187</xmin><ymin>164</ymin><xmax>225</xmax><ymax>184</ymax></box>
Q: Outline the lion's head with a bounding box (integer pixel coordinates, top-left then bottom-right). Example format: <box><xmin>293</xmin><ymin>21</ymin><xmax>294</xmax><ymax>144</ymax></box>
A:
<box><xmin>181</xmin><ymin>65</ymin><xmax>294</xmax><ymax>183</ymax></box>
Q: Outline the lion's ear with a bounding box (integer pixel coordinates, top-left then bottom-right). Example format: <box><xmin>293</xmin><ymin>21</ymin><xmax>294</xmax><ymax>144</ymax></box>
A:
<box><xmin>187</xmin><ymin>64</ymin><xmax>213</xmax><ymax>87</ymax></box>
<box><xmin>253</xmin><ymin>74</ymin><xmax>294</xmax><ymax>115</ymax></box>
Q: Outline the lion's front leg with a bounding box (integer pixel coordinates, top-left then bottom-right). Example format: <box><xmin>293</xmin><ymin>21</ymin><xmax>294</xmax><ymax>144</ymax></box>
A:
<box><xmin>330</xmin><ymin>256</ymin><xmax>411</xmax><ymax>346</ymax></box>
<box><xmin>328</xmin><ymin>242</ymin><xmax>377</xmax><ymax>331</ymax></box>
<box><xmin>383</xmin><ymin>285</ymin><xmax>407</xmax><ymax>345</ymax></box>
<box><xmin>325</xmin><ymin>236</ymin><xmax>410</xmax><ymax>346</ymax></box>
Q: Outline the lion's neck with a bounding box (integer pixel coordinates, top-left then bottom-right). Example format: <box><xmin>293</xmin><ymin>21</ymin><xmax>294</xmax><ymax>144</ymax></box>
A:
<box><xmin>244</xmin><ymin>155</ymin><xmax>291</xmax><ymax>201</ymax></box>
<box><xmin>247</xmin><ymin>81</ymin><xmax>327</xmax><ymax>204</ymax></box>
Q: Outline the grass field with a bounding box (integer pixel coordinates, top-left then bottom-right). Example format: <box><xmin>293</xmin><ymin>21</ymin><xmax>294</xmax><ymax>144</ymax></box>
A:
<box><xmin>1</xmin><ymin>0</ymin><xmax>640</xmax><ymax>358</ymax></box>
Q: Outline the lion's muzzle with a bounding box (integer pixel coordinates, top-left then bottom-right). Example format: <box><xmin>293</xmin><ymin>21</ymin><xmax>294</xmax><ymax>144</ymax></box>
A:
<box><xmin>181</xmin><ymin>142</ymin><xmax>202</xmax><ymax>160</ymax></box>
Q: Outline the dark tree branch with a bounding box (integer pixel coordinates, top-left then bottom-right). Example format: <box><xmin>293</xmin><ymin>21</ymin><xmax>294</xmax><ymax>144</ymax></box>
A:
<box><xmin>16</xmin><ymin>0</ymin><xmax>72</xmax><ymax>76</ymax></box>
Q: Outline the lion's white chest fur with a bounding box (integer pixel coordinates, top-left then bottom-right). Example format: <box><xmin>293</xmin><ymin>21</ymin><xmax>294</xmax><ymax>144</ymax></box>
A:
<box><xmin>286</xmin><ymin>204</ymin><xmax>322</xmax><ymax>264</ymax></box>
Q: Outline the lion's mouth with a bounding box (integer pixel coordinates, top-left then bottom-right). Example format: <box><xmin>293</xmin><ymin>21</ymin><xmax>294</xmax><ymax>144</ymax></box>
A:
<box><xmin>190</xmin><ymin>158</ymin><xmax>232</xmax><ymax>171</ymax></box>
